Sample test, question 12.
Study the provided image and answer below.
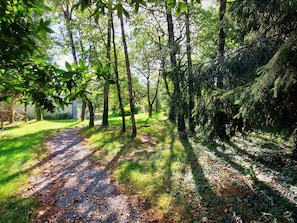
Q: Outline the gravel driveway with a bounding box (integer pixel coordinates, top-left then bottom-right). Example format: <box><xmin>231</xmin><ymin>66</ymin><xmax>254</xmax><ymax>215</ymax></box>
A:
<box><xmin>27</xmin><ymin>128</ymin><xmax>148</xmax><ymax>222</ymax></box>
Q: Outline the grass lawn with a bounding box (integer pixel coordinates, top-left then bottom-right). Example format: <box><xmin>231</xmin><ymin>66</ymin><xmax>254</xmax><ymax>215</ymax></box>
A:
<box><xmin>1</xmin><ymin>114</ymin><xmax>295</xmax><ymax>222</ymax></box>
<box><xmin>0</xmin><ymin>119</ymin><xmax>84</xmax><ymax>223</ymax></box>
<box><xmin>82</xmin><ymin>112</ymin><xmax>297</xmax><ymax>222</ymax></box>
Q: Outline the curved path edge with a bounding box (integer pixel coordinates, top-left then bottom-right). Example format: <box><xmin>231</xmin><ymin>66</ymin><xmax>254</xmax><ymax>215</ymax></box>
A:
<box><xmin>26</xmin><ymin>128</ymin><xmax>149</xmax><ymax>223</ymax></box>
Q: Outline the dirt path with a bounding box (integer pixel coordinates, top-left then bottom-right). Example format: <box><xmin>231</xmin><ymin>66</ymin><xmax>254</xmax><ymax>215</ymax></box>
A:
<box><xmin>27</xmin><ymin>128</ymin><xmax>148</xmax><ymax>222</ymax></box>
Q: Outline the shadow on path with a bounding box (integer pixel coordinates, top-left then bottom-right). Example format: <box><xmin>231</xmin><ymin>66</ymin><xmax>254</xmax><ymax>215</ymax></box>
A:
<box><xmin>180</xmin><ymin>136</ymin><xmax>229</xmax><ymax>222</ymax></box>
<box><xmin>28</xmin><ymin>128</ymin><xmax>148</xmax><ymax>223</ymax></box>
<box><xmin>200</xmin><ymin>139</ymin><xmax>297</xmax><ymax>222</ymax></box>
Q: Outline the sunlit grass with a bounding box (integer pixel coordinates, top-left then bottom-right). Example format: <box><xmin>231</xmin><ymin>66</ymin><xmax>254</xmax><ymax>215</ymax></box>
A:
<box><xmin>82</xmin><ymin>112</ymin><xmax>191</xmax><ymax>219</ymax></box>
<box><xmin>0</xmin><ymin>119</ymin><xmax>83</xmax><ymax>222</ymax></box>
<box><xmin>83</xmin><ymin>112</ymin><xmax>297</xmax><ymax>222</ymax></box>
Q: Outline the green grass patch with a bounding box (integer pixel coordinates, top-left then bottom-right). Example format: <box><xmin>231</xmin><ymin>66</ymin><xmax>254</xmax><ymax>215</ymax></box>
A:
<box><xmin>82</xmin><ymin>112</ymin><xmax>192</xmax><ymax>219</ymax></box>
<box><xmin>83</xmin><ymin>112</ymin><xmax>297</xmax><ymax>222</ymax></box>
<box><xmin>0</xmin><ymin>119</ymin><xmax>83</xmax><ymax>223</ymax></box>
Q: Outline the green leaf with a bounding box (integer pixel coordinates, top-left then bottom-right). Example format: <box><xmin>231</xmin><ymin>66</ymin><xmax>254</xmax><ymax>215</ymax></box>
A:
<box><xmin>6</xmin><ymin>97</ymin><xmax>12</xmax><ymax>103</ymax></box>
<box><xmin>166</xmin><ymin>0</ymin><xmax>175</xmax><ymax>12</ymax></box>
<box><xmin>176</xmin><ymin>2</ymin><xmax>189</xmax><ymax>15</ymax></box>
<box><xmin>79</xmin><ymin>59</ymin><xmax>84</xmax><ymax>67</ymax></box>
<box><xmin>37</xmin><ymin>18</ymin><xmax>53</xmax><ymax>33</ymax></box>
<box><xmin>65</xmin><ymin>62</ymin><xmax>72</xmax><ymax>71</ymax></box>
<box><xmin>115</xmin><ymin>4</ymin><xmax>130</xmax><ymax>19</ymax></box>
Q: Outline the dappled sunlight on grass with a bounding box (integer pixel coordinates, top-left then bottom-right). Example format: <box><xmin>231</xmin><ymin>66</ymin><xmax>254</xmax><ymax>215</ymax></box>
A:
<box><xmin>193</xmin><ymin>134</ymin><xmax>297</xmax><ymax>222</ymax></box>
<box><xmin>0</xmin><ymin>119</ymin><xmax>80</xmax><ymax>222</ymax></box>
<box><xmin>83</xmin><ymin>113</ymin><xmax>199</xmax><ymax>220</ymax></box>
<box><xmin>83</xmin><ymin>112</ymin><xmax>297</xmax><ymax>222</ymax></box>
<box><xmin>114</xmin><ymin>161</ymin><xmax>155</xmax><ymax>191</ymax></box>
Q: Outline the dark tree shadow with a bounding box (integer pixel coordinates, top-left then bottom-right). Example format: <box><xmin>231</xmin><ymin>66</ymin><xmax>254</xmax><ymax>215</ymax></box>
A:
<box><xmin>200</xmin><ymin>139</ymin><xmax>297</xmax><ymax>222</ymax></box>
<box><xmin>226</xmin><ymin>138</ymin><xmax>297</xmax><ymax>185</ymax></box>
<box><xmin>180</xmin><ymin>136</ymin><xmax>230</xmax><ymax>222</ymax></box>
<box><xmin>27</xmin><ymin>128</ymin><xmax>148</xmax><ymax>223</ymax></box>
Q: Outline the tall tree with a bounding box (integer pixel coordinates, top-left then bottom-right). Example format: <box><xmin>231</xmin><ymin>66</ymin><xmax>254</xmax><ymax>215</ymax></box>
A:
<box><xmin>51</xmin><ymin>0</ymin><xmax>88</xmax><ymax>120</ymax></box>
<box><xmin>166</xmin><ymin>2</ymin><xmax>186</xmax><ymax>136</ymax></box>
<box><xmin>130</xmin><ymin>12</ymin><xmax>162</xmax><ymax>118</ymax></box>
<box><xmin>229</xmin><ymin>0</ymin><xmax>297</xmax><ymax>152</ymax></box>
<box><xmin>119</xmin><ymin>6</ymin><xmax>137</xmax><ymax>137</ymax></box>
<box><xmin>184</xmin><ymin>0</ymin><xmax>195</xmax><ymax>133</ymax></box>
<box><xmin>61</xmin><ymin>0</ymin><xmax>78</xmax><ymax>64</ymax></box>
<box><xmin>216</xmin><ymin>0</ymin><xmax>226</xmax><ymax>88</ymax></box>
<box><xmin>111</xmin><ymin>12</ymin><xmax>126</xmax><ymax>132</ymax></box>
<box><xmin>102</xmin><ymin>17</ymin><xmax>112</xmax><ymax>127</ymax></box>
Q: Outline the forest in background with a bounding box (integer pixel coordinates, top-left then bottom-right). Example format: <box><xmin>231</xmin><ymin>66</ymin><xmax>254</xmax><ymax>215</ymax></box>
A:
<box><xmin>1</xmin><ymin>0</ymin><xmax>297</xmax><ymax>222</ymax></box>
<box><xmin>1</xmin><ymin>0</ymin><xmax>297</xmax><ymax>148</ymax></box>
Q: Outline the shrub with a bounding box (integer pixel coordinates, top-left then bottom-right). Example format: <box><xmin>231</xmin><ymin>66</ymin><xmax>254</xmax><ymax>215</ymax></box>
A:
<box><xmin>44</xmin><ymin>112</ymin><xmax>73</xmax><ymax>120</ymax></box>
<box><xmin>117</xmin><ymin>105</ymin><xmax>140</xmax><ymax>117</ymax></box>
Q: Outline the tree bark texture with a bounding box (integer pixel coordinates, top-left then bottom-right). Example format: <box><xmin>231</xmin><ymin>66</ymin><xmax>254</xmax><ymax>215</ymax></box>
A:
<box><xmin>102</xmin><ymin>17</ymin><xmax>112</xmax><ymax>127</ymax></box>
<box><xmin>62</xmin><ymin>4</ymin><xmax>81</xmax><ymax>120</ymax></box>
<box><xmin>81</xmin><ymin>100</ymin><xmax>86</xmax><ymax>121</ymax></box>
<box><xmin>9</xmin><ymin>98</ymin><xmax>15</xmax><ymax>123</ymax></box>
<box><xmin>216</xmin><ymin>0</ymin><xmax>226</xmax><ymax>88</ymax></box>
<box><xmin>166</xmin><ymin>9</ymin><xmax>177</xmax><ymax>123</ymax></box>
<box><xmin>102</xmin><ymin>86</ymin><xmax>109</xmax><ymax>126</ymax></box>
<box><xmin>166</xmin><ymin>5</ymin><xmax>186</xmax><ymax>135</ymax></box>
<box><xmin>185</xmin><ymin>1</ymin><xmax>195</xmax><ymax>133</ymax></box>
<box><xmin>217</xmin><ymin>0</ymin><xmax>226</xmax><ymax>62</ymax></box>
<box><xmin>63</xmin><ymin>4</ymin><xmax>78</xmax><ymax>64</ymax></box>
<box><xmin>87</xmin><ymin>99</ymin><xmax>94</xmax><ymax>128</ymax></box>
<box><xmin>111</xmin><ymin>12</ymin><xmax>126</xmax><ymax>133</ymax></box>
<box><xmin>35</xmin><ymin>104</ymin><xmax>43</xmax><ymax>121</ymax></box>
<box><xmin>120</xmin><ymin>13</ymin><xmax>137</xmax><ymax>137</ymax></box>
<box><xmin>149</xmin><ymin>72</ymin><xmax>160</xmax><ymax>118</ymax></box>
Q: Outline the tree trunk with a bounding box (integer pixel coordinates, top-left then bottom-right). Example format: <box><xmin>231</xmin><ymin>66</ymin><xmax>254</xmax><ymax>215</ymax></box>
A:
<box><xmin>166</xmin><ymin>9</ymin><xmax>177</xmax><ymax>123</ymax></box>
<box><xmin>166</xmin><ymin>4</ymin><xmax>186</xmax><ymax>136</ymax></box>
<box><xmin>156</xmin><ymin>33</ymin><xmax>172</xmax><ymax>120</ymax></box>
<box><xmin>150</xmin><ymin>71</ymin><xmax>161</xmax><ymax>117</ymax></box>
<box><xmin>120</xmin><ymin>12</ymin><xmax>137</xmax><ymax>138</ymax></box>
<box><xmin>102</xmin><ymin>17</ymin><xmax>112</xmax><ymax>127</ymax></box>
<box><xmin>102</xmin><ymin>85</ymin><xmax>109</xmax><ymax>126</ymax></box>
<box><xmin>9</xmin><ymin>98</ymin><xmax>15</xmax><ymax>124</ymax></box>
<box><xmin>81</xmin><ymin>100</ymin><xmax>86</xmax><ymax>121</ymax></box>
<box><xmin>87</xmin><ymin>99</ymin><xmax>94</xmax><ymax>128</ymax></box>
<box><xmin>67</xmin><ymin>26</ymin><xmax>78</xmax><ymax>64</ymax></box>
<box><xmin>24</xmin><ymin>103</ymin><xmax>28</xmax><ymax>122</ymax></box>
<box><xmin>148</xmin><ymin>103</ymin><xmax>153</xmax><ymax>118</ymax></box>
<box><xmin>63</xmin><ymin>5</ymin><xmax>78</xmax><ymax>64</ymax></box>
<box><xmin>35</xmin><ymin>104</ymin><xmax>43</xmax><ymax>121</ymax></box>
<box><xmin>185</xmin><ymin>0</ymin><xmax>195</xmax><ymax>133</ymax></box>
<box><xmin>111</xmin><ymin>12</ymin><xmax>126</xmax><ymax>133</ymax></box>
<box><xmin>216</xmin><ymin>0</ymin><xmax>226</xmax><ymax>88</ymax></box>
<box><xmin>147</xmin><ymin>76</ymin><xmax>152</xmax><ymax>118</ymax></box>
<box><xmin>62</xmin><ymin>4</ymin><xmax>81</xmax><ymax>120</ymax></box>
<box><xmin>162</xmin><ymin>68</ymin><xmax>175</xmax><ymax>121</ymax></box>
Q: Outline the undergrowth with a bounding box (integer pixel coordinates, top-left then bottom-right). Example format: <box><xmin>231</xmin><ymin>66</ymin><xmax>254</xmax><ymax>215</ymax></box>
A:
<box><xmin>83</xmin><ymin>112</ymin><xmax>297</xmax><ymax>222</ymax></box>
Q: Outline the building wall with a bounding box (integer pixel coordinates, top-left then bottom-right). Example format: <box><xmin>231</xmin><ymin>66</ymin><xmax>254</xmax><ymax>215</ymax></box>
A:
<box><xmin>15</xmin><ymin>104</ymin><xmax>73</xmax><ymax>119</ymax></box>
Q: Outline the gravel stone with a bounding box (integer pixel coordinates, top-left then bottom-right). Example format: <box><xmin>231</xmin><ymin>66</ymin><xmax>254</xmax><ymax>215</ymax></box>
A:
<box><xmin>27</xmin><ymin>128</ymin><xmax>148</xmax><ymax>222</ymax></box>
